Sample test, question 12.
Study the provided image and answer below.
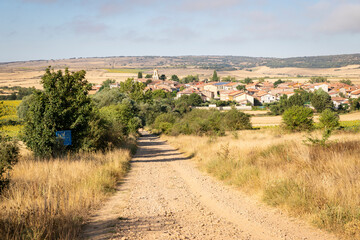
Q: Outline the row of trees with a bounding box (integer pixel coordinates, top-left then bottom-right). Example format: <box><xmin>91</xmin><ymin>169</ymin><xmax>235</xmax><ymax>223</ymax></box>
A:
<box><xmin>268</xmin><ymin>89</ymin><xmax>334</xmax><ymax>115</ymax></box>
<box><xmin>283</xmin><ymin>106</ymin><xmax>339</xmax><ymax>132</ymax></box>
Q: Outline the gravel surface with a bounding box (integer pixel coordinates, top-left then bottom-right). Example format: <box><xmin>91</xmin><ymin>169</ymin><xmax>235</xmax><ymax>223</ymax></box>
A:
<box><xmin>82</xmin><ymin>131</ymin><xmax>338</xmax><ymax>240</ymax></box>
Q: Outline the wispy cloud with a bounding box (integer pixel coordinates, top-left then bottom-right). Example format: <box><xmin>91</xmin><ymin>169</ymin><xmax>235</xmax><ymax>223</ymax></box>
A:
<box><xmin>179</xmin><ymin>0</ymin><xmax>243</xmax><ymax>12</ymax></box>
<box><xmin>99</xmin><ymin>0</ymin><xmax>162</xmax><ymax>16</ymax></box>
<box><xmin>314</xmin><ymin>3</ymin><xmax>360</xmax><ymax>34</ymax></box>
<box><xmin>71</xmin><ymin>19</ymin><xmax>108</xmax><ymax>34</ymax></box>
<box><xmin>22</xmin><ymin>0</ymin><xmax>57</xmax><ymax>3</ymax></box>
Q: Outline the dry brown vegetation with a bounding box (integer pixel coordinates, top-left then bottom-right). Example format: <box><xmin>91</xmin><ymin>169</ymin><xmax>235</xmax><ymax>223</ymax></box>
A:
<box><xmin>0</xmin><ymin>148</ymin><xmax>132</xmax><ymax>239</ymax></box>
<box><xmin>163</xmin><ymin>130</ymin><xmax>360</xmax><ymax>239</ymax></box>
<box><xmin>251</xmin><ymin>111</ymin><xmax>360</xmax><ymax>127</ymax></box>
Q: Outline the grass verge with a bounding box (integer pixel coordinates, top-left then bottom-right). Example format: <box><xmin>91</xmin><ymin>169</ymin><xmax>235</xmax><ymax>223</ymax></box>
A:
<box><xmin>163</xmin><ymin>130</ymin><xmax>360</xmax><ymax>239</ymax></box>
<box><xmin>0</xmin><ymin>144</ymin><xmax>135</xmax><ymax>239</ymax></box>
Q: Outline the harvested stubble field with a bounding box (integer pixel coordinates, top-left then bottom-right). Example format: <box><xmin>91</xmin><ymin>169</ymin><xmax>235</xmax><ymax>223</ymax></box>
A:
<box><xmin>251</xmin><ymin>111</ymin><xmax>360</xmax><ymax>127</ymax></box>
<box><xmin>0</xmin><ymin>148</ymin><xmax>133</xmax><ymax>239</ymax></box>
<box><xmin>162</xmin><ymin>130</ymin><xmax>360</xmax><ymax>239</ymax></box>
<box><xmin>1</xmin><ymin>57</ymin><xmax>360</xmax><ymax>89</ymax></box>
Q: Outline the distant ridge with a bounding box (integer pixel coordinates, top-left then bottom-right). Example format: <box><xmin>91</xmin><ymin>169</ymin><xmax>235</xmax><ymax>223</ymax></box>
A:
<box><xmin>1</xmin><ymin>53</ymin><xmax>360</xmax><ymax>70</ymax></box>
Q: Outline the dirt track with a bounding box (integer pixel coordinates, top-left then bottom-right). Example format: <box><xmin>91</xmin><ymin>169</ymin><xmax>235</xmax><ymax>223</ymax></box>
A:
<box><xmin>82</xmin><ymin>131</ymin><xmax>337</xmax><ymax>240</ymax></box>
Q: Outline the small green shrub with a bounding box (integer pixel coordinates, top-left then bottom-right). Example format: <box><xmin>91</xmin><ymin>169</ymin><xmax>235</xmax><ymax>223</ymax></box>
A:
<box><xmin>282</xmin><ymin>106</ymin><xmax>314</xmax><ymax>131</ymax></box>
<box><xmin>223</xmin><ymin>108</ymin><xmax>252</xmax><ymax>130</ymax></box>
<box><xmin>319</xmin><ymin>109</ymin><xmax>339</xmax><ymax>130</ymax></box>
<box><xmin>153</xmin><ymin>112</ymin><xmax>178</xmax><ymax>134</ymax></box>
<box><xmin>0</xmin><ymin>134</ymin><xmax>19</xmax><ymax>191</ymax></box>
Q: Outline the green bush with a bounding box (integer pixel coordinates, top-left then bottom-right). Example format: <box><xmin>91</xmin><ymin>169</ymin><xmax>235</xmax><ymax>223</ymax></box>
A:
<box><xmin>92</xmin><ymin>88</ymin><xmax>126</xmax><ymax>108</ymax></box>
<box><xmin>223</xmin><ymin>108</ymin><xmax>252</xmax><ymax>130</ymax></box>
<box><xmin>319</xmin><ymin>109</ymin><xmax>339</xmax><ymax>130</ymax></box>
<box><xmin>153</xmin><ymin>113</ymin><xmax>178</xmax><ymax>134</ymax></box>
<box><xmin>311</xmin><ymin>89</ymin><xmax>334</xmax><ymax>113</ymax></box>
<box><xmin>99</xmin><ymin>100</ymin><xmax>142</xmax><ymax>136</ymax></box>
<box><xmin>0</xmin><ymin>134</ymin><xmax>19</xmax><ymax>191</ymax></box>
<box><xmin>282</xmin><ymin>106</ymin><xmax>314</xmax><ymax>131</ymax></box>
<box><xmin>171</xmin><ymin>109</ymin><xmax>225</xmax><ymax>136</ymax></box>
<box><xmin>17</xmin><ymin>95</ymin><xmax>33</xmax><ymax>120</ymax></box>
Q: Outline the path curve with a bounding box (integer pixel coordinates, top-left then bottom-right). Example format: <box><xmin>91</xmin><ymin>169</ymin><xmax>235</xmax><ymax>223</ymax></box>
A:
<box><xmin>82</xmin><ymin>131</ymin><xmax>337</xmax><ymax>240</ymax></box>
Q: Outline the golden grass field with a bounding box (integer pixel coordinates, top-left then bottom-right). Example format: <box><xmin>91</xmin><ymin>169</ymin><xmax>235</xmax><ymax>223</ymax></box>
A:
<box><xmin>162</xmin><ymin>130</ymin><xmax>360</xmax><ymax>239</ymax></box>
<box><xmin>0</xmin><ymin>148</ymin><xmax>132</xmax><ymax>239</ymax></box>
<box><xmin>251</xmin><ymin>111</ymin><xmax>360</xmax><ymax>127</ymax></box>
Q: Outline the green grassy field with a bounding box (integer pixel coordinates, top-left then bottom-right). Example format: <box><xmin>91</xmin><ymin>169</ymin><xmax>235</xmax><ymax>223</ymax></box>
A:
<box><xmin>0</xmin><ymin>100</ymin><xmax>22</xmax><ymax>137</ymax></box>
<box><xmin>104</xmin><ymin>68</ymin><xmax>151</xmax><ymax>74</ymax></box>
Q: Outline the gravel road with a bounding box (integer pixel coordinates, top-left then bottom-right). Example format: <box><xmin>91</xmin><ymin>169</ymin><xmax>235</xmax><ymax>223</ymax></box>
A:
<box><xmin>82</xmin><ymin>131</ymin><xmax>337</xmax><ymax>240</ymax></box>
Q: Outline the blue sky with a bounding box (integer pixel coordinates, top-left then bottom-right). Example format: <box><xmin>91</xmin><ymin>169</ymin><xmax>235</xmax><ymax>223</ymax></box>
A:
<box><xmin>1</xmin><ymin>0</ymin><xmax>360</xmax><ymax>62</ymax></box>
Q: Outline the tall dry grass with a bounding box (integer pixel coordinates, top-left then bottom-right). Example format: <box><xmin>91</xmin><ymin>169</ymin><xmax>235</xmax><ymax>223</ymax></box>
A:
<box><xmin>0</xmin><ymin>147</ymin><xmax>133</xmax><ymax>239</ymax></box>
<box><xmin>163</xmin><ymin>130</ymin><xmax>360</xmax><ymax>239</ymax></box>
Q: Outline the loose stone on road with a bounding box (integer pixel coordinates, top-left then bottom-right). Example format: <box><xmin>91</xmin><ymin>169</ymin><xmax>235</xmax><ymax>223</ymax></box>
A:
<box><xmin>82</xmin><ymin>131</ymin><xmax>337</xmax><ymax>240</ymax></box>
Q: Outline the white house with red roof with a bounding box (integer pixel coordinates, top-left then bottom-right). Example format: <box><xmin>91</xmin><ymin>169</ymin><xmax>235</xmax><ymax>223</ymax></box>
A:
<box><xmin>255</xmin><ymin>91</ymin><xmax>276</xmax><ymax>104</ymax></box>
<box><xmin>332</xmin><ymin>97</ymin><xmax>349</xmax><ymax>109</ymax></box>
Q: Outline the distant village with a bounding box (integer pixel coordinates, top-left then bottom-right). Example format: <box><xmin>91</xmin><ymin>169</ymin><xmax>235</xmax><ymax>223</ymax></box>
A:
<box><xmin>91</xmin><ymin>69</ymin><xmax>360</xmax><ymax>109</ymax></box>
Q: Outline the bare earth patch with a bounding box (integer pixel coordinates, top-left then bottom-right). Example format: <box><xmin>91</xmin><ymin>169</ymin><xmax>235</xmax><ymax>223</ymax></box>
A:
<box><xmin>82</xmin><ymin>131</ymin><xmax>337</xmax><ymax>240</ymax></box>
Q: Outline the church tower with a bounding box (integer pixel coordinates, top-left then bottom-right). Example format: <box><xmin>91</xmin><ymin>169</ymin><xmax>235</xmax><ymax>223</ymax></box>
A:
<box><xmin>153</xmin><ymin>69</ymin><xmax>159</xmax><ymax>80</ymax></box>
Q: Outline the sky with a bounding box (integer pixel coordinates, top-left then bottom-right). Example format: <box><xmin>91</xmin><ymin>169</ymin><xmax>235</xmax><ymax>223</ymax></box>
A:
<box><xmin>1</xmin><ymin>0</ymin><xmax>360</xmax><ymax>62</ymax></box>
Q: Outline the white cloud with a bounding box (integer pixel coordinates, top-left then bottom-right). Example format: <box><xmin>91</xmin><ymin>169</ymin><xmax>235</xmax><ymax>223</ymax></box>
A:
<box><xmin>313</xmin><ymin>3</ymin><xmax>360</xmax><ymax>34</ymax></box>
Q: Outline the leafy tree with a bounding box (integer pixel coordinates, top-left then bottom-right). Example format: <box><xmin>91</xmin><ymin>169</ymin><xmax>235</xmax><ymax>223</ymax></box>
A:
<box><xmin>145</xmin><ymin>74</ymin><xmax>152</xmax><ymax>78</ymax></box>
<box><xmin>16</xmin><ymin>87</ymin><xmax>34</xmax><ymax>100</ymax></box>
<box><xmin>100</xmin><ymin>79</ymin><xmax>116</xmax><ymax>91</ymax></box>
<box><xmin>153</xmin><ymin>112</ymin><xmax>178</xmax><ymax>134</ymax></box>
<box><xmin>152</xmin><ymin>89</ymin><xmax>169</xmax><ymax>99</ymax></box>
<box><xmin>309</xmin><ymin>76</ymin><xmax>328</xmax><ymax>84</ymax></box>
<box><xmin>319</xmin><ymin>109</ymin><xmax>339</xmax><ymax>130</ymax></box>
<box><xmin>138</xmin><ymin>71</ymin><xmax>143</xmax><ymax>79</ymax></box>
<box><xmin>0</xmin><ymin>134</ymin><xmax>19</xmax><ymax>191</ymax></box>
<box><xmin>92</xmin><ymin>88</ymin><xmax>126</xmax><ymax>108</ymax></box>
<box><xmin>340</xmin><ymin>79</ymin><xmax>353</xmax><ymax>86</ymax></box>
<box><xmin>211</xmin><ymin>70</ymin><xmax>219</xmax><ymax>82</ymax></box>
<box><xmin>174</xmin><ymin>95</ymin><xmax>191</xmax><ymax>114</ymax></box>
<box><xmin>17</xmin><ymin>95</ymin><xmax>34</xmax><ymax>120</ymax></box>
<box><xmin>171</xmin><ymin>75</ymin><xmax>180</xmax><ymax>82</ymax></box>
<box><xmin>188</xmin><ymin>93</ymin><xmax>203</xmax><ymax>106</ymax></box>
<box><xmin>0</xmin><ymin>101</ymin><xmax>5</xmax><ymax>119</ymax></box>
<box><xmin>243</xmin><ymin>77</ymin><xmax>253</xmax><ymax>84</ymax></box>
<box><xmin>269</xmin><ymin>95</ymin><xmax>290</xmax><ymax>115</ymax></box>
<box><xmin>120</xmin><ymin>78</ymin><xmax>151</xmax><ymax>103</ymax></box>
<box><xmin>274</xmin><ymin>79</ymin><xmax>285</xmax><ymax>88</ymax></box>
<box><xmin>311</xmin><ymin>89</ymin><xmax>334</xmax><ymax>113</ymax></box>
<box><xmin>223</xmin><ymin>108</ymin><xmax>252</xmax><ymax>130</ymax></box>
<box><xmin>23</xmin><ymin>67</ymin><xmax>94</xmax><ymax>158</ymax></box>
<box><xmin>288</xmin><ymin>93</ymin><xmax>305</xmax><ymax>107</ymax></box>
<box><xmin>159</xmin><ymin>74</ymin><xmax>166</xmax><ymax>80</ymax></box>
<box><xmin>349</xmin><ymin>97</ymin><xmax>360</xmax><ymax>111</ymax></box>
<box><xmin>236</xmin><ymin>85</ymin><xmax>246</xmax><ymax>91</ymax></box>
<box><xmin>222</xmin><ymin>76</ymin><xmax>235</xmax><ymax>82</ymax></box>
<box><xmin>295</xmin><ymin>89</ymin><xmax>313</xmax><ymax>103</ymax></box>
<box><xmin>282</xmin><ymin>106</ymin><xmax>314</xmax><ymax>131</ymax></box>
<box><xmin>99</xmin><ymin>99</ymin><xmax>141</xmax><ymax>136</ymax></box>
<box><xmin>182</xmin><ymin>75</ymin><xmax>199</xmax><ymax>83</ymax></box>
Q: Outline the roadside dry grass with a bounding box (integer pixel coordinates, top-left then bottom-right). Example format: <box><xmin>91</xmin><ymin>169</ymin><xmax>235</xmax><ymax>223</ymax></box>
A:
<box><xmin>163</xmin><ymin>130</ymin><xmax>360</xmax><ymax>239</ymax></box>
<box><xmin>252</xmin><ymin>111</ymin><xmax>360</xmax><ymax>127</ymax></box>
<box><xmin>0</xmin><ymin>147</ymin><xmax>133</xmax><ymax>239</ymax></box>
